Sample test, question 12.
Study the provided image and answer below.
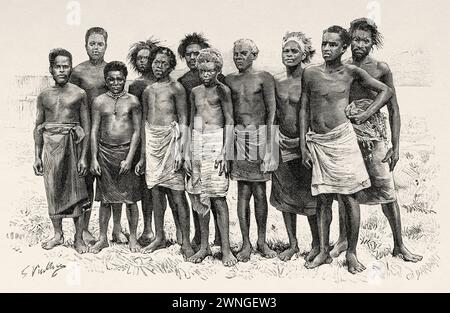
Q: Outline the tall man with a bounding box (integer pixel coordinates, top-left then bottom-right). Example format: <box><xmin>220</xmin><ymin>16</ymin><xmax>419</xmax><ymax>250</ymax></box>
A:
<box><xmin>127</xmin><ymin>38</ymin><xmax>160</xmax><ymax>246</ymax></box>
<box><xmin>270</xmin><ymin>32</ymin><xmax>319</xmax><ymax>262</ymax></box>
<box><xmin>300</xmin><ymin>26</ymin><xmax>392</xmax><ymax>274</ymax></box>
<box><xmin>140</xmin><ymin>47</ymin><xmax>194</xmax><ymax>258</ymax></box>
<box><xmin>177</xmin><ymin>33</ymin><xmax>223</xmax><ymax>248</ymax></box>
<box><xmin>330</xmin><ymin>18</ymin><xmax>422</xmax><ymax>262</ymax></box>
<box><xmin>225</xmin><ymin>39</ymin><xmax>278</xmax><ymax>262</ymax></box>
<box><xmin>33</xmin><ymin>48</ymin><xmax>90</xmax><ymax>254</ymax></box>
<box><xmin>70</xmin><ymin>27</ymin><xmax>126</xmax><ymax>244</ymax></box>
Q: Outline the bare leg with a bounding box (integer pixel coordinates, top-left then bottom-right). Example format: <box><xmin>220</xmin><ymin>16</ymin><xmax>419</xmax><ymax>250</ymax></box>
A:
<box><xmin>170</xmin><ymin>190</ymin><xmax>194</xmax><ymax>258</ymax></box>
<box><xmin>82</xmin><ymin>174</ymin><xmax>96</xmax><ymax>245</ymax></box>
<box><xmin>305</xmin><ymin>195</ymin><xmax>333</xmax><ymax>269</ymax></box>
<box><xmin>90</xmin><ymin>202</ymin><xmax>111</xmax><ymax>253</ymax></box>
<box><xmin>236</xmin><ymin>181</ymin><xmax>253</xmax><ymax>262</ymax></box>
<box><xmin>112</xmin><ymin>204</ymin><xmax>128</xmax><ymax>244</ymax></box>
<box><xmin>341</xmin><ymin>194</ymin><xmax>366</xmax><ymax>274</ymax></box>
<box><xmin>253</xmin><ymin>182</ymin><xmax>276</xmax><ymax>258</ymax></box>
<box><xmin>213</xmin><ymin>198</ymin><xmax>238</xmax><ymax>266</ymax></box>
<box><xmin>330</xmin><ymin>196</ymin><xmax>348</xmax><ymax>258</ymax></box>
<box><xmin>126</xmin><ymin>203</ymin><xmax>140</xmax><ymax>252</ymax></box>
<box><xmin>167</xmin><ymin>191</ymin><xmax>183</xmax><ymax>245</ymax></box>
<box><xmin>188</xmin><ymin>192</ymin><xmax>202</xmax><ymax>250</ymax></box>
<box><xmin>187</xmin><ymin>210</ymin><xmax>211</xmax><ymax>263</ymax></box>
<box><xmin>211</xmin><ymin>207</ymin><xmax>222</xmax><ymax>246</ymax></box>
<box><xmin>142</xmin><ymin>187</ymin><xmax>167</xmax><ymax>253</ymax></box>
<box><xmin>73</xmin><ymin>214</ymin><xmax>88</xmax><ymax>254</ymax></box>
<box><xmin>382</xmin><ymin>201</ymin><xmax>422</xmax><ymax>262</ymax></box>
<box><xmin>138</xmin><ymin>186</ymin><xmax>155</xmax><ymax>246</ymax></box>
<box><xmin>42</xmin><ymin>217</ymin><xmax>64</xmax><ymax>250</ymax></box>
<box><xmin>279</xmin><ymin>212</ymin><xmax>299</xmax><ymax>261</ymax></box>
<box><xmin>305</xmin><ymin>215</ymin><xmax>320</xmax><ymax>262</ymax></box>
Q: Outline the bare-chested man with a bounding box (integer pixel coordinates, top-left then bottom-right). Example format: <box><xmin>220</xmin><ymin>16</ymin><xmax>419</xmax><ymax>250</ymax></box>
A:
<box><xmin>177</xmin><ymin>33</ymin><xmax>224</xmax><ymax>249</ymax></box>
<box><xmin>330</xmin><ymin>18</ymin><xmax>422</xmax><ymax>263</ymax></box>
<box><xmin>127</xmin><ymin>38</ymin><xmax>160</xmax><ymax>247</ymax></box>
<box><xmin>90</xmin><ymin>61</ymin><xmax>141</xmax><ymax>253</ymax></box>
<box><xmin>225</xmin><ymin>39</ymin><xmax>278</xmax><ymax>262</ymax></box>
<box><xmin>184</xmin><ymin>48</ymin><xmax>237</xmax><ymax>266</ymax></box>
<box><xmin>70</xmin><ymin>27</ymin><xmax>126</xmax><ymax>244</ymax></box>
<box><xmin>300</xmin><ymin>26</ymin><xmax>392</xmax><ymax>274</ymax></box>
<box><xmin>33</xmin><ymin>48</ymin><xmax>90</xmax><ymax>254</ymax></box>
<box><xmin>270</xmin><ymin>32</ymin><xmax>319</xmax><ymax>262</ymax></box>
<box><xmin>140</xmin><ymin>46</ymin><xmax>194</xmax><ymax>258</ymax></box>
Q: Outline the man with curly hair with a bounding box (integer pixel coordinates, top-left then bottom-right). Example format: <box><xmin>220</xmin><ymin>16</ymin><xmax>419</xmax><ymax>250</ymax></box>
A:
<box><xmin>138</xmin><ymin>47</ymin><xmax>194</xmax><ymax>258</ymax></box>
<box><xmin>330</xmin><ymin>18</ymin><xmax>422</xmax><ymax>263</ymax></box>
<box><xmin>127</xmin><ymin>38</ymin><xmax>160</xmax><ymax>247</ymax></box>
<box><xmin>270</xmin><ymin>32</ymin><xmax>319</xmax><ymax>262</ymax></box>
<box><xmin>177</xmin><ymin>33</ymin><xmax>224</xmax><ymax>249</ymax></box>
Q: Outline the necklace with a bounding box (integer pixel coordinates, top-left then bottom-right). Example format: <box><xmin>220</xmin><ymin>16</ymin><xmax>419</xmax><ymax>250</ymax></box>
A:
<box><xmin>105</xmin><ymin>90</ymin><xmax>126</xmax><ymax>115</ymax></box>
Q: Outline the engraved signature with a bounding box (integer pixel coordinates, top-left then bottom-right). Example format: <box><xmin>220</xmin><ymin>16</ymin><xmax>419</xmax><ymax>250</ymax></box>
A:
<box><xmin>21</xmin><ymin>262</ymin><xmax>66</xmax><ymax>278</ymax></box>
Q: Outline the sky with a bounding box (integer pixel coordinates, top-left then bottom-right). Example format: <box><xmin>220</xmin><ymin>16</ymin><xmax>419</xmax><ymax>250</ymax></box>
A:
<box><xmin>1</xmin><ymin>0</ymin><xmax>444</xmax><ymax>79</ymax></box>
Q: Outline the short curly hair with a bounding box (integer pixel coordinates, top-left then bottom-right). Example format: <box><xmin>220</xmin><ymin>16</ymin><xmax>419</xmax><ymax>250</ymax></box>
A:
<box><xmin>103</xmin><ymin>61</ymin><xmax>128</xmax><ymax>79</ymax></box>
<box><xmin>127</xmin><ymin>37</ymin><xmax>160</xmax><ymax>74</ymax></box>
<box><xmin>177</xmin><ymin>32</ymin><xmax>210</xmax><ymax>59</ymax></box>
<box><xmin>196</xmin><ymin>48</ymin><xmax>223</xmax><ymax>72</ymax></box>
<box><xmin>323</xmin><ymin>25</ymin><xmax>351</xmax><ymax>46</ymax></box>
<box><xmin>282</xmin><ymin>32</ymin><xmax>316</xmax><ymax>64</ymax></box>
<box><xmin>49</xmin><ymin>48</ymin><xmax>72</xmax><ymax>67</ymax></box>
<box><xmin>233</xmin><ymin>38</ymin><xmax>259</xmax><ymax>56</ymax></box>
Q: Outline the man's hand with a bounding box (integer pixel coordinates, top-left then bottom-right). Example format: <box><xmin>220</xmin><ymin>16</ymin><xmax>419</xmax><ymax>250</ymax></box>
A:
<box><xmin>215</xmin><ymin>153</ymin><xmax>228</xmax><ymax>176</ymax></box>
<box><xmin>135</xmin><ymin>159</ymin><xmax>145</xmax><ymax>176</ymax></box>
<box><xmin>77</xmin><ymin>158</ymin><xmax>88</xmax><ymax>177</ymax></box>
<box><xmin>174</xmin><ymin>153</ymin><xmax>183</xmax><ymax>172</ymax></box>
<box><xmin>262</xmin><ymin>151</ymin><xmax>278</xmax><ymax>173</ymax></box>
<box><xmin>184</xmin><ymin>159</ymin><xmax>192</xmax><ymax>176</ymax></box>
<box><xmin>349</xmin><ymin>112</ymin><xmax>369</xmax><ymax>125</ymax></box>
<box><xmin>90</xmin><ymin>159</ymin><xmax>102</xmax><ymax>176</ymax></box>
<box><xmin>33</xmin><ymin>158</ymin><xmax>44</xmax><ymax>176</ymax></box>
<box><xmin>301</xmin><ymin>150</ymin><xmax>313</xmax><ymax>169</ymax></box>
<box><xmin>119</xmin><ymin>159</ymin><xmax>132</xmax><ymax>175</ymax></box>
<box><xmin>382</xmin><ymin>147</ymin><xmax>399</xmax><ymax>172</ymax></box>
<box><xmin>279</xmin><ymin>137</ymin><xmax>300</xmax><ymax>150</ymax></box>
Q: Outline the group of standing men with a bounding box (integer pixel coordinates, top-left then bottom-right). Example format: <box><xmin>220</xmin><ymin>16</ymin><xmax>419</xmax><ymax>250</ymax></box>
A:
<box><xmin>33</xmin><ymin>18</ymin><xmax>422</xmax><ymax>274</ymax></box>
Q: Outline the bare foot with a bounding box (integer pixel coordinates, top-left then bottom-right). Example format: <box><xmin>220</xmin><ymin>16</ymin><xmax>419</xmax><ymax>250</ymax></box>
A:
<box><xmin>346</xmin><ymin>252</ymin><xmax>366</xmax><ymax>274</ymax></box>
<box><xmin>129</xmin><ymin>237</ymin><xmax>140</xmax><ymax>253</ymax></box>
<box><xmin>137</xmin><ymin>233</ymin><xmax>154</xmax><ymax>247</ymax></box>
<box><xmin>141</xmin><ymin>237</ymin><xmax>166</xmax><ymax>254</ymax></box>
<box><xmin>304</xmin><ymin>252</ymin><xmax>333</xmax><ymax>269</ymax></box>
<box><xmin>279</xmin><ymin>246</ymin><xmax>299</xmax><ymax>262</ymax></box>
<box><xmin>330</xmin><ymin>239</ymin><xmax>348</xmax><ymax>258</ymax></box>
<box><xmin>181</xmin><ymin>243</ymin><xmax>195</xmax><ymax>259</ymax></box>
<box><xmin>256</xmin><ymin>242</ymin><xmax>277</xmax><ymax>259</ymax></box>
<box><xmin>237</xmin><ymin>244</ymin><xmax>252</xmax><ymax>262</ymax></box>
<box><xmin>74</xmin><ymin>239</ymin><xmax>89</xmax><ymax>254</ymax></box>
<box><xmin>222</xmin><ymin>250</ymin><xmax>238</xmax><ymax>267</ymax></box>
<box><xmin>187</xmin><ymin>247</ymin><xmax>212</xmax><ymax>263</ymax></box>
<box><xmin>42</xmin><ymin>236</ymin><xmax>64</xmax><ymax>250</ymax></box>
<box><xmin>90</xmin><ymin>239</ymin><xmax>109</xmax><ymax>254</ymax></box>
<box><xmin>393</xmin><ymin>245</ymin><xmax>423</xmax><ymax>262</ymax></box>
<box><xmin>83</xmin><ymin>230</ymin><xmax>96</xmax><ymax>246</ymax></box>
<box><xmin>111</xmin><ymin>231</ymin><xmax>128</xmax><ymax>244</ymax></box>
<box><xmin>305</xmin><ymin>245</ymin><xmax>320</xmax><ymax>262</ymax></box>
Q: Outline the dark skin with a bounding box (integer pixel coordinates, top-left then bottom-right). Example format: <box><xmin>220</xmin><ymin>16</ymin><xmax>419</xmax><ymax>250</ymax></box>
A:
<box><xmin>185</xmin><ymin>61</ymin><xmax>237</xmax><ymax>266</ymax></box>
<box><xmin>33</xmin><ymin>55</ymin><xmax>90</xmax><ymax>254</ymax></box>
<box><xmin>179</xmin><ymin>42</ymin><xmax>223</xmax><ymax>249</ymax></box>
<box><xmin>225</xmin><ymin>41</ymin><xmax>278</xmax><ymax>262</ymax></box>
<box><xmin>90</xmin><ymin>70</ymin><xmax>141</xmax><ymax>254</ymax></box>
<box><xmin>330</xmin><ymin>28</ymin><xmax>422</xmax><ymax>263</ymax></box>
<box><xmin>299</xmin><ymin>31</ymin><xmax>392</xmax><ymax>274</ymax></box>
<box><xmin>275</xmin><ymin>40</ymin><xmax>320</xmax><ymax>262</ymax></box>
<box><xmin>139</xmin><ymin>53</ymin><xmax>194</xmax><ymax>258</ymax></box>
<box><xmin>70</xmin><ymin>32</ymin><xmax>127</xmax><ymax>244</ymax></box>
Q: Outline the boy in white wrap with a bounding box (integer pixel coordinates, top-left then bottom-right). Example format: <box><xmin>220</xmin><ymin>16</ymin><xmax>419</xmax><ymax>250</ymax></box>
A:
<box><xmin>185</xmin><ymin>48</ymin><xmax>237</xmax><ymax>266</ymax></box>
